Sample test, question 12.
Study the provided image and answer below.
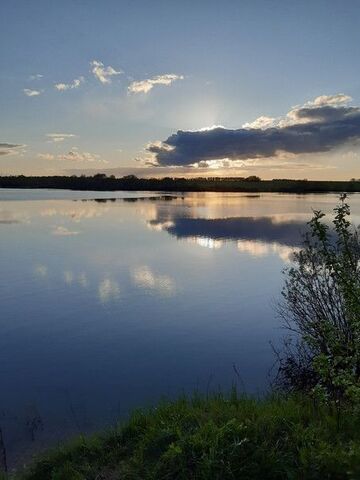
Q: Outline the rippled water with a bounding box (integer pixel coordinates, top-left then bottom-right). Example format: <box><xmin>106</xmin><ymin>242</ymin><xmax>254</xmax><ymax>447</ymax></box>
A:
<box><xmin>1</xmin><ymin>189</ymin><xmax>359</xmax><ymax>464</ymax></box>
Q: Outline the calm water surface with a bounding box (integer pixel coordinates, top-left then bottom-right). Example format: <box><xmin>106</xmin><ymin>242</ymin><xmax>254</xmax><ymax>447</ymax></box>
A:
<box><xmin>1</xmin><ymin>189</ymin><xmax>360</xmax><ymax>464</ymax></box>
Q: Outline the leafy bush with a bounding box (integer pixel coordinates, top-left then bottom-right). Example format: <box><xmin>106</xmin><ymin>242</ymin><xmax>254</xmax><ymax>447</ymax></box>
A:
<box><xmin>277</xmin><ymin>194</ymin><xmax>360</xmax><ymax>407</ymax></box>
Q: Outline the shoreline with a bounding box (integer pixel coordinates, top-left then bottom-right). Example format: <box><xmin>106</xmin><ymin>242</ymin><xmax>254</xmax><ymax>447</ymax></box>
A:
<box><xmin>1</xmin><ymin>176</ymin><xmax>360</xmax><ymax>194</ymax></box>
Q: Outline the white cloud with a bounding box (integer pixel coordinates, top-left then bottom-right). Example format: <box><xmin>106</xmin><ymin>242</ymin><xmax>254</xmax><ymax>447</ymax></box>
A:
<box><xmin>304</xmin><ymin>93</ymin><xmax>352</xmax><ymax>107</ymax></box>
<box><xmin>54</xmin><ymin>77</ymin><xmax>84</xmax><ymax>91</ymax></box>
<box><xmin>243</xmin><ymin>116</ymin><xmax>277</xmax><ymax>129</ymax></box>
<box><xmin>52</xmin><ymin>226</ymin><xmax>80</xmax><ymax>236</ymax></box>
<box><xmin>23</xmin><ymin>88</ymin><xmax>42</xmax><ymax>97</ymax></box>
<box><xmin>243</xmin><ymin>94</ymin><xmax>353</xmax><ymax>131</ymax></box>
<box><xmin>128</xmin><ymin>74</ymin><xmax>184</xmax><ymax>94</ymax></box>
<box><xmin>46</xmin><ymin>133</ymin><xmax>76</xmax><ymax>143</ymax></box>
<box><xmin>91</xmin><ymin>60</ymin><xmax>122</xmax><ymax>84</ymax></box>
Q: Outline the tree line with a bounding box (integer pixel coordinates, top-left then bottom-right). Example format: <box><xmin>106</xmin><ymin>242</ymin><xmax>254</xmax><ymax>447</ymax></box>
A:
<box><xmin>1</xmin><ymin>174</ymin><xmax>360</xmax><ymax>193</ymax></box>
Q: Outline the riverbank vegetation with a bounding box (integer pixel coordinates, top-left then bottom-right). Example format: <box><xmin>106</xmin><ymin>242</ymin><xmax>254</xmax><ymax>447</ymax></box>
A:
<box><xmin>1</xmin><ymin>174</ymin><xmax>360</xmax><ymax>193</ymax></box>
<box><xmin>3</xmin><ymin>195</ymin><xmax>360</xmax><ymax>479</ymax></box>
<box><xmin>10</xmin><ymin>393</ymin><xmax>360</xmax><ymax>480</ymax></box>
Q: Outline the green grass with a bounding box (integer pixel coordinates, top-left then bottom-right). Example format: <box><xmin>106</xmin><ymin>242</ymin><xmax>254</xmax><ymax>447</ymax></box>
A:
<box><xmin>10</xmin><ymin>391</ymin><xmax>360</xmax><ymax>480</ymax></box>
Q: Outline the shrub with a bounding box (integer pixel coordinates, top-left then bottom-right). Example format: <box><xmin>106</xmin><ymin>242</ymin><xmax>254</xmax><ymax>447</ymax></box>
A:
<box><xmin>277</xmin><ymin>194</ymin><xmax>360</xmax><ymax>407</ymax></box>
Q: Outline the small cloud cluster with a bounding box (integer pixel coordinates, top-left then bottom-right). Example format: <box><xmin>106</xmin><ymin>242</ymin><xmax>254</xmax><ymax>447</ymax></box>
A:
<box><xmin>58</xmin><ymin>147</ymin><xmax>106</xmax><ymax>163</ymax></box>
<box><xmin>54</xmin><ymin>77</ymin><xmax>84</xmax><ymax>91</ymax></box>
<box><xmin>21</xmin><ymin>60</ymin><xmax>183</xmax><ymax>105</ymax></box>
<box><xmin>148</xmin><ymin>93</ymin><xmax>360</xmax><ymax>167</ymax></box>
<box><xmin>91</xmin><ymin>60</ymin><xmax>122</xmax><ymax>84</ymax></box>
<box><xmin>128</xmin><ymin>74</ymin><xmax>184</xmax><ymax>94</ymax></box>
<box><xmin>38</xmin><ymin>147</ymin><xmax>107</xmax><ymax>164</ymax></box>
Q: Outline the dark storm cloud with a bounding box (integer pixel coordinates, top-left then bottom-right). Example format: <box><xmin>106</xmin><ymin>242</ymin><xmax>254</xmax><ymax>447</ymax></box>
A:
<box><xmin>148</xmin><ymin>104</ymin><xmax>360</xmax><ymax>167</ymax></box>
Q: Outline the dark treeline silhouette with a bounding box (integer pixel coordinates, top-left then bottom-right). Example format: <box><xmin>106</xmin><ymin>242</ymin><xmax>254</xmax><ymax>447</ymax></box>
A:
<box><xmin>1</xmin><ymin>174</ymin><xmax>360</xmax><ymax>193</ymax></box>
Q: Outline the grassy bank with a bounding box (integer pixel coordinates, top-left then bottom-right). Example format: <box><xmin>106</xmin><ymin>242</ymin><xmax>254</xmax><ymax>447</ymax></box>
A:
<box><xmin>10</xmin><ymin>392</ymin><xmax>360</xmax><ymax>480</ymax></box>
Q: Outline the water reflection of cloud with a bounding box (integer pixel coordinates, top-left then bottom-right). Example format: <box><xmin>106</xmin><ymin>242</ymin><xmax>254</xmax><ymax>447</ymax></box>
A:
<box><xmin>190</xmin><ymin>237</ymin><xmax>223</xmax><ymax>249</ymax></box>
<box><xmin>52</xmin><ymin>226</ymin><xmax>80</xmax><ymax>236</ymax></box>
<box><xmin>147</xmin><ymin>220</ymin><xmax>174</xmax><ymax>231</ymax></box>
<box><xmin>98</xmin><ymin>278</ymin><xmax>120</xmax><ymax>303</ymax></box>
<box><xmin>34</xmin><ymin>264</ymin><xmax>48</xmax><ymax>277</ymax></box>
<box><xmin>0</xmin><ymin>210</ymin><xmax>30</xmax><ymax>224</ymax></box>
<box><xmin>148</xmin><ymin>213</ymin><xmax>308</xmax><ymax>262</ymax></box>
<box><xmin>131</xmin><ymin>266</ymin><xmax>175</xmax><ymax>295</ymax></box>
<box><xmin>41</xmin><ymin>206</ymin><xmax>109</xmax><ymax>222</ymax></box>
<box><xmin>78</xmin><ymin>273</ymin><xmax>89</xmax><ymax>288</ymax></box>
<box><xmin>163</xmin><ymin>216</ymin><xmax>306</xmax><ymax>245</ymax></box>
<box><xmin>64</xmin><ymin>271</ymin><xmax>74</xmax><ymax>285</ymax></box>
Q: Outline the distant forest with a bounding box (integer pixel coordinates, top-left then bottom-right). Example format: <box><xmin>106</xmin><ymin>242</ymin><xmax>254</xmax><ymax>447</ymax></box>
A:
<box><xmin>1</xmin><ymin>174</ymin><xmax>360</xmax><ymax>193</ymax></box>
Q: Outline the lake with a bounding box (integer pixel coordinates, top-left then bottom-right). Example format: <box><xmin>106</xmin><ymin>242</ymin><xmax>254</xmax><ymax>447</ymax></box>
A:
<box><xmin>1</xmin><ymin>189</ymin><xmax>360</xmax><ymax>465</ymax></box>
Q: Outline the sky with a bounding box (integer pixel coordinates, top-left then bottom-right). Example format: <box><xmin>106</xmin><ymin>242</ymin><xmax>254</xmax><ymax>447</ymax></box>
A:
<box><xmin>1</xmin><ymin>0</ymin><xmax>360</xmax><ymax>179</ymax></box>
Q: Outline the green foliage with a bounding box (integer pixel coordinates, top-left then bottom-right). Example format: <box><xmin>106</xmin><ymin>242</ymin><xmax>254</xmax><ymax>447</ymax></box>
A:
<box><xmin>278</xmin><ymin>194</ymin><xmax>360</xmax><ymax>406</ymax></box>
<box><xmin>9</xmin><ymin>393</ymin><xmax>360</xmax><ymax>480</ymax></box>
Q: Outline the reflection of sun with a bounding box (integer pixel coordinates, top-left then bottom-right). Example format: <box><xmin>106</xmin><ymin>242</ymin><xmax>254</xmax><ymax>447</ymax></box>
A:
<box><xmin>237</xmin><ymin>240</ymin><xmax>299</xmax><ymax>263</ymax></box>
<box><xmin>191</xmin><ymin>237</ymin><xmax>223</xmax><ymax>249</ymax></box>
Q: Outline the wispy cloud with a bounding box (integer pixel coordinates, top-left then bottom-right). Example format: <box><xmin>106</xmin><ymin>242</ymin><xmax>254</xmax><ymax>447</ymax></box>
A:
<box><xmin>58</xmin><ymin>147</ymin><xmax>108</xmax><ymax>163</ymax></box>
<box><xmin>0</xmin><ymin>143</ymin><xmax>25</xmax><ymax>156</ymax></box>
<box><xmin>148</xmin><ymin>93</ymin><xmax>360</xmax><ymax>167</ymax></box>
<box><xmin>38</xmin><ymin>147</ymin><xmax>107</xmax><ymax>164</ymax></box>
<box><xmin>91</xmin><ymin>60</ymin><xmax>122</xmax><ymax>84</ymax></box>
<box><xmin>46</xmin><ymin>133</ymin><xmax>76</xmax><ymax>143</ymax></box>
<box><xmin>23</xmin><ymin>88</ymin><xmax>42</xmax><ymax>97</ymax></box>
<box><xmin>37</xmin><ymin>153</ymin><xmax>55</xmax><ymax>160</ymax></box>
<box><xmin>29</xmin><ymin>74</ymin><xmax>43</xmax><ymax>80</ymax></box>
<box><xmin>54</xmin><ymin>77</ymin><xmax>84</xmax><ymax>91</ymax></box>
<box><xmin>128</xmin><ymin>74</ymin><xmax>184</xmax><ymax>94</ymax></box>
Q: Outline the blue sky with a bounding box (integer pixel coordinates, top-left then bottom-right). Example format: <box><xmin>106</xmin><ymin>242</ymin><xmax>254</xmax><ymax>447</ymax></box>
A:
<box><xmin>1</xmin><ymin>0</ymin><xmax>360</xmax><ymax>178</ymax></box>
